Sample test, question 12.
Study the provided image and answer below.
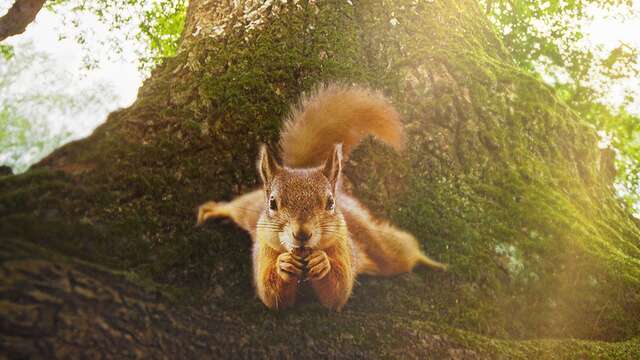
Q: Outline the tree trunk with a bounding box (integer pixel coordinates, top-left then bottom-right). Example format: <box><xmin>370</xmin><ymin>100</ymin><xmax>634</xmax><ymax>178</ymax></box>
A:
<box><xmin>2</xmin><ymin>0</ymin><xmax>640</xmax><ymax>357</ymax></box>
<box><xmin>0</xmin><ymin>0</ymin><xmax>46</xmax><ymax>41</ymax></box>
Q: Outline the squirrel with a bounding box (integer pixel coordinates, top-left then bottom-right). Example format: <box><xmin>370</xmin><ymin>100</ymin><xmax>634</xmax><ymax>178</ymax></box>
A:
<box><xmin>197</xmin><ymin>84</ymin><xmax>446</xmax><ymax>311</ymax></box>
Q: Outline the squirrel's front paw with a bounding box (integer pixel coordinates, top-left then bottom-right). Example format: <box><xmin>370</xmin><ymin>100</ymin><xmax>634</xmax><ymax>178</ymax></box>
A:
<box><xmin>305</xmin><ymin>250</ymin><xmax>331</xmax><ymax>281</ymax></box>
<box><xmin>276</xmin><ymin>252</ymin><xmax>304</xmax><ymax>282</ymax></box>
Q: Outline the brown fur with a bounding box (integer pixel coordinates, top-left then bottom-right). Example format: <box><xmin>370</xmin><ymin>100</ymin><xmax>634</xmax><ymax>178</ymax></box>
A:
<box><xmin>197</xmin><ymin>84</ymin><xmax>445</xmax><ymax>311</ymax></box>
<box><xmin>280</xmin><ymin>83</ymin><xmax>404</xmax><ymax>167</ymax></box>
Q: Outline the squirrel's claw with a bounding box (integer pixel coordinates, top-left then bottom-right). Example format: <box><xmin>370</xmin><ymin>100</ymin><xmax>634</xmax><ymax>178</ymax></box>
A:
<box><xmin>305</xmin><ymin>250</ymin><xmax>331</xmax><ymax>281</ymax></box>
<box><xmin>276</xmin><ymin>252</ymin><xmax>304</xmax><ymax>282</ymax></box>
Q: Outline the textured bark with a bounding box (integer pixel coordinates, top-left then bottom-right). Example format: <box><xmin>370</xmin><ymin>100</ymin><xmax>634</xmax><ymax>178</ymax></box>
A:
<box><xmin>2</xmin><ymin>0</ymin><xmax>640</xmax><ymax>358</ymax></box>
<box><xmin>0</xmin><ymin>0</ymin><xmax>46</xmax><ymax>41</ymax></box>
<box><xmin>0</xmin><ymin>240</ymin><xmax>481</xmax><ymax>359</ymax></box>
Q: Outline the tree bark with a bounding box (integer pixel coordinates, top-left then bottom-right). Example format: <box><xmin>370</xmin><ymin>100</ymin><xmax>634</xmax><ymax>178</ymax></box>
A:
<box><xmin>0</xmin><ymin>0</ymin><xmax>46</xmax><ymax>41</ymax></box>
<box><xmin>2</xmin><ymin>0</ymin><xmax>640</xmax><ymax>357</ymax></box>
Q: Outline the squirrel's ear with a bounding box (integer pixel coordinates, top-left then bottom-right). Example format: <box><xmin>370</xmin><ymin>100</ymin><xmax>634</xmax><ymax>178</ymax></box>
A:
<box><xmin>322</xmin><ymin>143</ymin><xmax>343</xmax><ymax>191</ymax></box>
<box><xmin>258</xmin><ymin>144</ymin><xmax>281</xmax><ymax>186</ymax></box>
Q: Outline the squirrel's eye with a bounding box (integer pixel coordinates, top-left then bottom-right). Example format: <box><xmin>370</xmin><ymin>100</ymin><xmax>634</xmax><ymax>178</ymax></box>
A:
<box><xmin>326</xmin><ymin>195</ymin><xmax>335</xmax><ymax>211</ymax></box>
<box><xmin>269</xmin><ymin>197</ymin><xmax>278</xmax><ymax>211</ymax></box>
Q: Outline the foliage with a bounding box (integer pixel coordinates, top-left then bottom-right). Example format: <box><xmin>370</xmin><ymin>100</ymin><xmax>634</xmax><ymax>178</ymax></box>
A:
<box><xmin>0</xmin><ymin>43</ymin><xmax>116</xmax><ymax>172</ymax></box>
<box><xmin>44</xmin><ymin>0</ymin><xmax>186</xmax><ymax>72</ymax></box>
<box><xmin>137</xmin><ymin>0</ymin><xmax>186</xmax><ymax>67</ymax></box>
<box><xmin>0</xmin><ymin>104</ymin><xmax>65</xmax><ymax>173</ymax></box>
<box><xmin>482</xmin><ymin>0</ymin><xmax>640</xmax><ymax>212</ymax></box>
<box><xmin>0</xmin><ymin>44</ymin><xmax>14</xmax><ymax>60</ymax></box>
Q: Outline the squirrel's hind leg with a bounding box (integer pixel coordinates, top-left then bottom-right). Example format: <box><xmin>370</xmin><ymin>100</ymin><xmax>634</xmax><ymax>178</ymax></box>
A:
<box><xmin>390</xmin><ymin>229</ymin><xmax>448</xmax><ymax>272</ymax></box>
<box><xmin>416</xmin><ymin>252</ymin><xmax>448</xmax><ymax>271</ymax></box>
<box><xmin>363</xmin><ymin>224</ymin><xmax>447</xmax><ymax>275</ymax></box>
<box><xmin>196</xmin><ymin>190</ymin><xmax>264</xmax><ymax>233</ymax></box>
<box><xmin>196</xmin><ymin>201</ymin><xmax>233</xmax><ymax>225</ymax></box>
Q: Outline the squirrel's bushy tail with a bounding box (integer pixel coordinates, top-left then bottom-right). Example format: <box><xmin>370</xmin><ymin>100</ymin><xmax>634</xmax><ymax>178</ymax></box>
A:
<box><xmin>279</xmin><ymin>83</ymin><xmax>403</xmax><ymax>168</ymax></box>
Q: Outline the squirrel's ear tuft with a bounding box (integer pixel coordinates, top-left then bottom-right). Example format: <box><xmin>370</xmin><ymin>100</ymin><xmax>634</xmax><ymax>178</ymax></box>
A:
<box><xmin>258</xmin><ymin>144</ymin><xmax>281</xmax><ymax>186</ymax></box>
<box><xmin>322</xmin><ymin>143</ymin><xmax>343</xmax><ymax>191</ymax></box>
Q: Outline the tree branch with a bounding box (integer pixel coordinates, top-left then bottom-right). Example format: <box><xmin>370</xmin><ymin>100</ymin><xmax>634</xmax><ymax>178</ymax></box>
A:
<box><xmin>0</xmin><ymin>0</ymin><xmax>46</xmax><ymax>42</ymax></box>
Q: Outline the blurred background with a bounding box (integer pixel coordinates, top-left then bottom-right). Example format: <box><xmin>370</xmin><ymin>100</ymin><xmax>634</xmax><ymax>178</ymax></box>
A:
<box><xmin>1</xmin><ymin>0</ymin><xmax>639</xmax><ymax>210</ymax></box>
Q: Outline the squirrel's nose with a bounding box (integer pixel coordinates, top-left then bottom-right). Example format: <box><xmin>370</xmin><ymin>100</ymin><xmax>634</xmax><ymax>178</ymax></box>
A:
<box><xmin>293</xmin><ymin>229</ymin><xmax>312</xmax><ymax>243</ymax></box>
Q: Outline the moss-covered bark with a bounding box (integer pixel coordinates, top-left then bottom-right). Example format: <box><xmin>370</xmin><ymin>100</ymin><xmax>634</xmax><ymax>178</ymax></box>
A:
<box><xmin>1</xmin><ymin>0</ymin><xmax>640</xmax><ymax>357</ymax></box>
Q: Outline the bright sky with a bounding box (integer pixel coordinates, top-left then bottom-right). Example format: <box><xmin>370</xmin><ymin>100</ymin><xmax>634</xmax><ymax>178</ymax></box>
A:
<box><xmin>3</xmin><ymin>3</ymin><xmax>145</xmax><ymax>137</ymax></box>
<box><xmin>580</xmin><ymin>2</ymin><xmax>640</xmax><ymax>115</ymax></box>
<box><xmin>0</xmin><ymin>1</ymin><xmax>639</xmax><ymax>167</ymax></box>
